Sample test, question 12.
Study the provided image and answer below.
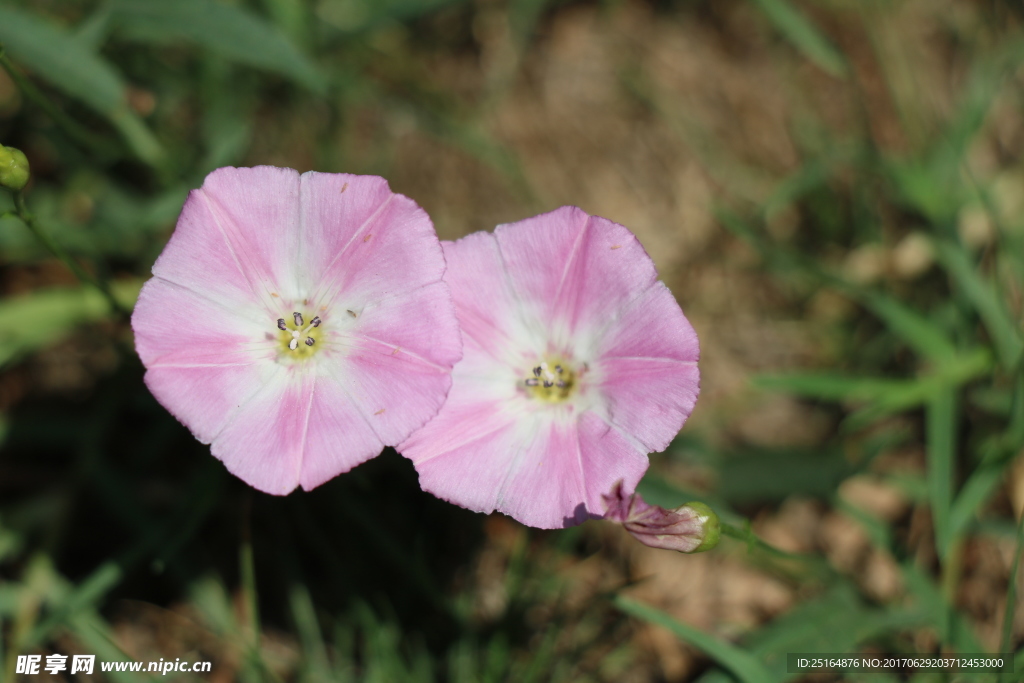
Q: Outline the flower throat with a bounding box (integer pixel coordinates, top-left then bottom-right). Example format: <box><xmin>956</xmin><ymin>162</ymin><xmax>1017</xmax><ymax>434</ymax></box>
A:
<box><xmin>523</xmin><ymin>359</ymin><xmax>576</xmax><ymax>402</ymax></box>
<box><xmin>277</xmin><ymin>311</ymin><xmax>323</xmax><ymax>359</ymax></box>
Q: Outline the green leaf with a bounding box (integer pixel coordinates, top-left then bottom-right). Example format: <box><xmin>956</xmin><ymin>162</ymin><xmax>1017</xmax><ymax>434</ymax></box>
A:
<box><xmin>712</xmin><ymin>585</ymin><xmax>928</xmax><ymax>682</ymax></box>
<box><xmin>111</xmin><ymin>0</ymin><xmax>326</xmax><ymax>93</ymax></box>
<box><xmin>857</xmin><ymin>291</ymin><xmax>958</xmax><ymax>363</ymax></box>
<box><xmin>747</xmin><ymin>0</ymin><xmax>848</xmax><ymax>78</ymax></box>
<box><xmin>1000</xmin><ymin>516</ymin><xmax>1024</xmax><ymax>682</ymax></box>
<box><xmin>613</xmin><ymin>595</ymin><xmax>774</xmax><ymax>683</ymax></box>
<box><xmin>718</xmin><ymin>449</ymin><xmax>854</xmax><ymax>503</ymax></box>
<box><xmin>0</xmin><ymin>281</ymin><xmax>142</xmax><ymax>368</ymax></box>
<box><xmin>901</xmin><ymin>563</ymin><xmax>984</xmax><ymax>652</ymax></box>
<box><xmin>934</xmin><ymin>239</ymin><xmax>1023</xmax><ymax>369</ymax></box>
<box><xmin>24</xmin><ymin>562</ymin><xmax>123</xmax><ymax>648</ymax></box>
<box><xmin>0</xmin><ymin>7</ymin><xmax>121</xmax><ymax>118</ymax></box>
<box><xmin>0</xmin><ymin>5</ymin><xmax>164</xmax><ymax>167</ymax></box>
<box><xmin>926</xmin><ymin>389</ymin><xmax>957</xmax><ymax>560</ymax></box>
<box><xmin>757</xmin><ymin>349</ymin><xmax>992</xmax><ymax>426</ymax></box>
<box><xmin>73</xmin><ymin>4</ymin><xmax>114</xmax><ymax>52</ymax></box>
<box><xmin>948</xmin><ymin>461</ymin><xmax>1005</xmax><ymax>544</ymax></box>
<box><xmin>289</xmin><ymin>584</ymin><xmax>332</xmax><ymax>681</ymax></box>
<box><xmin>884</xmin><ymin>159</ymin><xmax>962</xmax><ymax>224</ymax></box>
<box><xmin>317</xmin><ymin>0</ymin><xmax>468</xmax><ymax>35</ymax></box>
<box><xmin>66</xmin><ymin>613</ymin><xmax>154</xmax><ymax>683</ymax></box>
<box><xmin>754</xmin><ymin>373</ymin><xmax>904</xmax><ymax>402</ymax></box>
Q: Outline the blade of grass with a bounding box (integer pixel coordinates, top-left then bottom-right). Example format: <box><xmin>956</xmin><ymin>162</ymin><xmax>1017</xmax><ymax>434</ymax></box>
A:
<box><xmin>0</xmin><ymin>281</ymin><xmax>141</xmax><ymax>367</ymax></box>
<box><xmin>724</xmin><ymin>584</ymin><xmax>930</xmax><ymax>681</ymax></box>
<box><xmin>0</xmin><ymin>7</ymin><xmax>165</xmax><ymax>171</ymax></box>
<box><xmin>902</xmin><ymin>562</ymin><xmax>984</xmax><ymax>653</ymax></box>
<box><xmin>747</xmin><ymin>0</ymin><xmax>848</xmax><ymax>78</ymax></box>
<box><xmin>857</xmin><ymin>291</ymin><xmax>958</xmax><ymax>363</ymax></box>
<box><xmin>935</xmin><ymin>239</ymin><xmax>1023</xmax><ymax>370</ymax></box>
<box><xmin>289</xmin><ymin>584</ymin><xmax>332</xmax><ymax>681</ymax></box>
<box><xmin>999</xmin><ymin>514</ymin><xmax>1024</xmax><ymax>683</ymax></box>
<box><xmin>720</xmin><ymin>211</ymin><xmax>964</xmax><ymax>365</ymax></box>
<box><xmin>927</xmin><ymin>388</ymin><xmax>957</xmax><ymax>561</ymax></box>
<box><xmin>111</xmin><ymin>0</ymin><xmax>326</xmax><ymax>93</ymax></box>
<box><xmin>754</xmin><ymin>373</ymin><xmax>905</xmax><ymax>402</ymax></box>
<box><xmin>0</xmin><ymin>48</ymin><xmax>112</xmax><ymax>158</ymax></box>
<box><xmin>949</xmin><ymin>461</ymin><xmax>1006</xmax><ymax>542</ymax></box>
<box><xmin>68</xmin><ymin>612</ymin><xmax>162</xmax><ymax>683</ymax></box>
<box><xmin>240</xmin><ymin>541</ymin><xmax>260</xmax><ymax>655</ymax></box>
<box><xmin>613</xmin><ymin>595</ymin><xmax>774</xmax><ymax>683</ymax></box>
<box><xmin>758</xmin><ymin>348</ymin><xmax>991</xmax><ymax>429</ymax></box>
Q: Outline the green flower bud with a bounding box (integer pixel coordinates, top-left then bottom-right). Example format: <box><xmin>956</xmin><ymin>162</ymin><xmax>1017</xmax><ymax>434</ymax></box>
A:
<box><xmin>0</xmin><ymin>145</ymin><xmax>30</xmax><ymax>191</ymax></box>
<box><xmin>680</xmin><ymin>500</ymin><xmax>720</xmax><ymax>553</ymax></box>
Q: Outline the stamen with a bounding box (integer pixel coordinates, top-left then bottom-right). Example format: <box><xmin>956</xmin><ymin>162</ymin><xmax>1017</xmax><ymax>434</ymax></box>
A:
<box><xmin>522</xmin><ymin>357</ymin><xmax>576</xmax><ymax>402</ymax></box>
<box><xmin>289</xmin><ymin>338</ymin><xmax>298</xmax><ymax>351</ymax></box>
<box><xmin>305</xmin><ymin>337</ymin><xmax>315</xmax><ymax>347</ymax></box>
<box><xmin>293</xmin><ymin>312</ymin><xmax>304</xmax><ymax>326</ymax></box>
<box><xmin>277</xmin><ymin>318</ymin><xmax>288</xmax><ymax>331</ymax></box>
<box><xmin>310</xmin><ymin>316</ymin><xmax>321</xmax><ymax>327</ymax></box>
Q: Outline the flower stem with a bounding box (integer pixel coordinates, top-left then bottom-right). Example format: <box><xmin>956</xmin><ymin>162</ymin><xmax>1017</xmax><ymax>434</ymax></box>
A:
<box><xmin>721</xmin><ymin>520</ymin><xmax>834</xmax><ymax>574</ymax></box>
<box><xmin>12</xmin><ymin>190</ymin><xmax>129</xmax><ymax>318</ymax></box>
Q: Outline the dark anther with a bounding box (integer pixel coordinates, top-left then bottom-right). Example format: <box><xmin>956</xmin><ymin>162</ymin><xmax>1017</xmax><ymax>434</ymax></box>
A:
<box><xmin>555</xmin><ymin>365</ymin><xmax>563</xmax><ymax>373</ymax></box>
<box><xmin>533</xmin><ymin>367</ymin><xmax>541</xmax><ymax>377</ymax></box>
<box><xmin>556</xmin><ymin>380</ymin><xmax>566</xmax><ymax>388</ymax></box>
<box><xmin>293</xmin><ymin>312</ymin><xmax>304</xmax><ymax>326</ymax></box>
<box><xmin>543</xmin><ymin>381</ymin><xmax>554</xmax><ymax>388</ymax></box>
<box><xmin>277</xmin><ymin>318</ymin><xmax>288</xmax><ymax>331</ymax></box>
<box><xmin>525</xmin><ymin>378</ymin><xmax>539</xmax><ymax>386</ymax></box>
<box><xmin>311</xmin><ymin>316</ymin><xmax>322</xmax><ymax>327</ymax></box>
<box><xmin>305</xmin><ymin>337</ymin><xmax>315</xmax><ymax>347</ymax></box>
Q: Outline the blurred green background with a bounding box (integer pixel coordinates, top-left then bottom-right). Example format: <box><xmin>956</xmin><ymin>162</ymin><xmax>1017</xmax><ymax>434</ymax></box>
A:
<box><xmin>1</xmin><ymin>0</ymin><xmax>1023</xmax><ymax>681</ymax></box>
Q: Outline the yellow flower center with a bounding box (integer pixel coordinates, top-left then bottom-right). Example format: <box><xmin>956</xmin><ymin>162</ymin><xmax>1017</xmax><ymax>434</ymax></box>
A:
<box><xmin>276</xmin><ymin>311</ymin><xmax>324</xmax><ymax>360</ymax></box>
<box><xmin>524</xmin><ymin>358</ymin><xmax>576</xmax><ymax>403</ymax></box>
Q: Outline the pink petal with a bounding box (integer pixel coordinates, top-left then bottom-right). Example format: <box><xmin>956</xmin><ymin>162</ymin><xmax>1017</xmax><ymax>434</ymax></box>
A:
<box><xmin>296</xmin><ymin>368</ymin><xmax>392</xmax><ymax>491</ymax></box>
<box><xmin>211</xmin><ymin>366</ymin><xmax>311</xmax><ymax>495</ymax></box>
<box><xmin>441</xmin><ymin>232</ymin><xmax>533</xmax><ymax>362</ymax></box>
<box><xmin>489</xmin><ymin>417</ymin><xmax>591</xmax><ymax>528</ymax></box>
<box><xmin>348</xmin><ymin>280</ymin><xmax>462</xmax><ymax>375</ymax></box>
<box><xmin>404</xmin><ymin>400</ymin><xmax>648</xmax><ymax>529</ymax></box>
<box><xmin>593</xmin><ymin>282</ymin><xmax>700</xmax><ymax>451</ymax></box>
<box><xmin>134</xmin><ymin>278</ymin><xmax>275</xmax><ymax>442</ymax></box>
<box><xmin>153</xmin><ymin>167</ymin><xmax>301</xmax><ymax>311</ymax></box>
<box><xmin>483</xmin><ymin>410</ymin><xmax>650</xmax><ymax>528</ymax></box>
<box><xmin>319</xmin><ymin>282</ymin><xmax>461</xmax><ymax>445</ymax></box>
<box><xmin>325</xmin><ymin>347</ymin><xmax>453</xmax><ymax>451</ymax></box>
<box><xmin>298</xmin><ymin>172</ymin><xmax>446</xmax><ymax>307</ymax></box>
<box><xmin>209</xmin><ymin>355</ymin><xmax>420</xmax><ymax>495</ymax></box>
<box><xmin>144</xmin><ymin>363</ymin><xmax>273</xmax><ymax>445</ymax></box>
<box><xmin>574</xmin><ymin>411</ymin><xmax>650</xmax><ymax>515</ymax></box>
<box><xmin>493</xmin><ymin>207</ymin><xmax>658</xmax><ymax>341</ymax></box>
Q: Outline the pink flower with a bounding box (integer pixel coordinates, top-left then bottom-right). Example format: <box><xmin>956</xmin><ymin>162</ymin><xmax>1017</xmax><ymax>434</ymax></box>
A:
<box><xmin>132</xmin><ymin>166</ymin><xmax>461</xmax><ymax>494</ymax></box>
<box><xmin>400</xmin><ymin>207</ymin><xmax>699</xmax><ymax>528</ymax></box>
<box><xmin>602</xmin><ymin>481</ymin><xmax>720</xmax><ymax>553</ymax></box>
